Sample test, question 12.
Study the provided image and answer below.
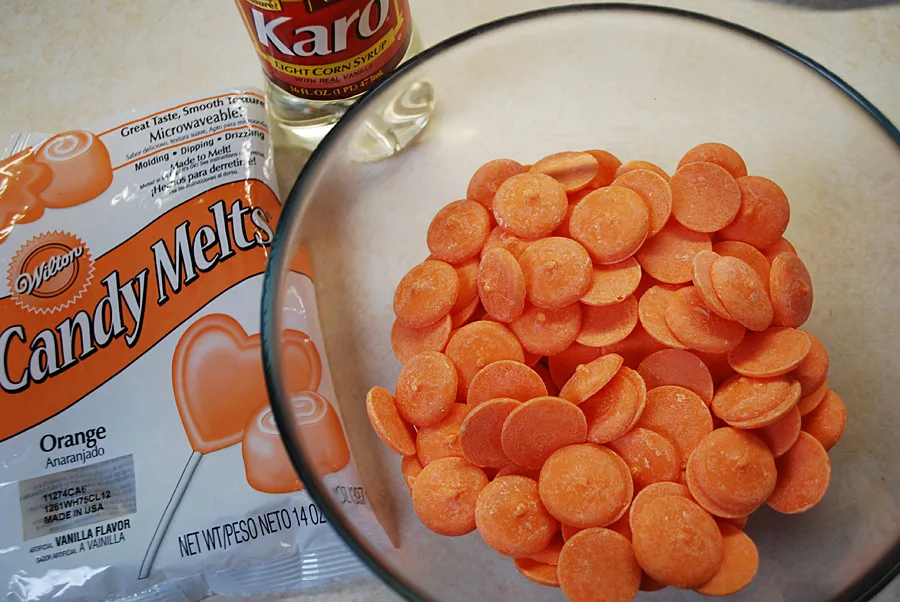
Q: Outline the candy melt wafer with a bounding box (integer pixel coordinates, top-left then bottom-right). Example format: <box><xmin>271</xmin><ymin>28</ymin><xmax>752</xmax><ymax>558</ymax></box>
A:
<box><xmin>395</xmin><ymin>351</ymin><xmax>458</xmax><ymax>426</ymax></box>
<box><xmin>670</xmin><ymin>162</ymin><xmax>741</xmax><ymax>233</ymax></box>
<box><xmin>427</xmin><ymin>200</ymin><xmax>491</xmax><ymax>264</ymax></box>
<box><xmin>511</xmin><ymin>304</ymin><xmax>582</xmax><ymax>356</ymax></box>
<box><xmin>678</xmin><ymin>142</ymin><xmax>748</xmax><ymax>179</ymax></box>
<box><xmin>686</xmin><ymin>428</ymin><xmax>776</xmax><ymax>517</ymax></box>
<box><xmin>519</xmin><ymin>237</ymin><xmax>592</xmax><ymax>310</ymax></box>
<box><xmin>416</xmin><ymin>403</ymin><xmax>470</xmax><ymax>465</ymax></box>
<box><xmin>580</xmin><ymin>258</ymin><xmax>642</xmax><ymax>307</ymax></box>
<box><xmin>638</xmin><ymin>349</ymin><xmax>714</xmax><ymax>404</ymax></box>
<box><xmin>798</xmin><ymin>377</ymin><xmax>830</xmax><ymax>416</ymax></box>
<box><xmin>394</xmin><ymin>260</ymin><xmax>461</xmax><ymax>328</ymax></box>
<box><xmin>582</xmin><ymin>368</ymin><xmax>645</xmax><ymax>444</ymax></box>
<box><xmin>570</xmin><ymin>187</ymin><xmax>649</xmax><ymax>264</ymax></box>
<box><xmin>754</xmin><ymin>406</ymin><xmax>802</xmax><ymax>458</ymax></box>
<box><xmin>696</xmin><ymin>523</ymin><xmax>759</xmax><ymax>596</ymax></box>
<box><xmin>478</xmin><ymin>247</ymin><xmax>526</xmax><ymax>322</ymax></box>
<box><xmin>502</xmin><ymin>397</ymin><xmax>587</xmax><ymax>469</ymax></box>
<box><xmin>539</xmin><ymin>444</ymin><xmax>632</xmax><ymax>528</ymax></box>
<box><xmin>558</xmin><ymin>529</ymin><xmax>641</xmax><ymax>602</ymax></box>
<box><xmin>446</xmin><ymin>321</ymin><xmax>525</xmax><ymax>395</ymax></box>
<box><xmin>412</xmin><ymin>457</ymin><xmax>488</xmax><ymax>536</ymax></box>
<box><xmin>523</xmin><ymin>533</ymin><xmax>565</xmax><ymax>566</ymax></box>
<box><xmin>612</xmin><ymin>169</ymin><xmax>672</xmax><ymax>237</ymax></box>
<box><xmin>616</xmin><ymin>160</ymin><xmax>670</xmax><ymax>181</ymax></box>
<box><xmin>584</xmin><ymin>150</ymin><xmax>622</xmax><ymax>189</ymax></box>
<box><xmin>467</xmin><ymin>159</ymin><xmax>527</xmax><ymax>211</ymax></box>
<box><xmin>549</xmin><ymin>342</ymin><xmax>602</xmax><ymax>388</ymax></box>
<box><xmin>631</xmin><ymin>495</ymin><xmax>723</xmax><ymax>589</ymax></box>
<box><xmin>728</xmin><ymin>327</ymin><xmax>811</xmax><ymax>377</ymax></box>
<box><xmin>559</xmin><ymin>353</ymin><xmax>623</xmax><ymax>404</ymax></box>
<box><xmin>467</xmin><ymin>360</ymin><xmax>547</xmax><ymax>406</ymax></box>
<box><xmin>368</xmin><ymin>143</ymin><xmax>846</xmax><ymax>602</ymax></box>
<box><xmin>459</xmin><ymin>399</ymin><xmax>521</xmax><ymax>468</ymax></box>
<box><xmin>530</xmin><ymin>151</ymin><xmax>599</xmax><ymax>193</ymax></box>
<box><xmin>607</xmin><ymin>428</ymin><xmax>679</xmax><ymax>491</ymax></box>
<box><xmin>391</xmin><ymin>314</ymin><xmax>453</xmax><ymax>364</ymax></box>
<box><xmin>802</xmin><ymin>390</ymin><xmax>847</xmax><ymax>451</ymax></box>
<box><xmin>1</xmin><ymin>90</ymin><xmax>380</xmax><ymax>602</ymax></box>
<box><xmin>475</xmin><ymin>476</ymin><xmax>558</xmax><ymax>556</ymax></box>
<box><xmin>637</xmin><ymin>385</ymin><xmax>712</xmax><ymax>468</ymax></box>
<box><xmin>768</xmin><ymin>432</ymin><xmax>831</xmax><ymax>514</ymax></box>
<box><xmin>577</xmin><ymin>296</ymin><xmax>639</xmax><ymax>347</ymax></box>
<box><xmin>401</xmin><ymin>455</ymin><xmax>424</xmax><ymax>492</ymax></box>
<box><xmin>494</xmin><ymin>173</ymin><xmax>568</xmax><ymax>238</ymax></box>
<box><xmin>790</xmin><ymin>332</ymin><xmax>829</xmax><ymax>394</ymax></box>
<box><xmin>514</xmin><ymin>557</ymin><xmax>560</xmax><ymax>587</ymax></box>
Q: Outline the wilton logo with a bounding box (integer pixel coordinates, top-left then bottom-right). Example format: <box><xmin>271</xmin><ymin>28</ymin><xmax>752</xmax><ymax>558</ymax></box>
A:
<box><xmin>6</xmin><ymin>231</ymin><xmax>94</xmax><ymax>314</ymax></box>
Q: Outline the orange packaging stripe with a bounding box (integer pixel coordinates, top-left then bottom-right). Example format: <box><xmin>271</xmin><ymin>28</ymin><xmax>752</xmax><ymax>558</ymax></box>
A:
<box><xmin>0</xmin><ymin>180</ymin><xmax>308</xmax><ymax>442</ymax></box>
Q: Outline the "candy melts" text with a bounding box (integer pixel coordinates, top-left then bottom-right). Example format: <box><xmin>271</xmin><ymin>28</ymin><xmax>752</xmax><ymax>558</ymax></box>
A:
<box><xmin>0</xmin><ymin>196</ymin><xmax>274</xmax><ymax>396</ymax></box>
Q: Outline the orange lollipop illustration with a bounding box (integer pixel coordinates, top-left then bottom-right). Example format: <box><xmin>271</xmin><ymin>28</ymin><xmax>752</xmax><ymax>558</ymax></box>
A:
<box><xmin>0</xmin><ymin>150</ymin><xmax>52</xmax><ymax>243</ymax></box>
<box><xmin>139</xmin><ymin>313</ymin><xmax>322</xmax><ymax>579</ymax></box>
<box><xmin>242</xmin><ymin>392</ymin><xmax>350</xmax><ymax>494</ymax></box>
<box><xmin>35</xmin><ymin>130</ymin><xmax>113</xmax><ymax>208</ymax></box>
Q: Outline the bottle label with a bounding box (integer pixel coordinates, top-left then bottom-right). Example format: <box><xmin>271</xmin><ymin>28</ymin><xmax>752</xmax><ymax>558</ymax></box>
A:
<box><xmin>235</xmin><ymin>0</ymin><xmax>412</xmax><ymax>101</ymax></box>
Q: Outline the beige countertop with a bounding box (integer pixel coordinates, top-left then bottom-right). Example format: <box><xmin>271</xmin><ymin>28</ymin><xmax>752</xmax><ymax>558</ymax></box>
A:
<box><xmin>1</xmin><ymin>1</ymin><xmax>898</xmax><ymax>601</ymax></box>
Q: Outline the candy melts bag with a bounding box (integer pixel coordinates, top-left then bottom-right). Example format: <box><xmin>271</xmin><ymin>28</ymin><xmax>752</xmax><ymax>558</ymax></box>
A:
<box><xmin>0</xmin><ymin>88</ymin><xmax>384</xmax><ymax>601</ymax></box>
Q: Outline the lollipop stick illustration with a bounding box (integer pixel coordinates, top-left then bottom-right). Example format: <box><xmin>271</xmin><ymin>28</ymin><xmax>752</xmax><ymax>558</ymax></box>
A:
<box><xmin>138</xmin><ymin>314</ymin><xmax>321</xmax><ymax>579</ymax></box>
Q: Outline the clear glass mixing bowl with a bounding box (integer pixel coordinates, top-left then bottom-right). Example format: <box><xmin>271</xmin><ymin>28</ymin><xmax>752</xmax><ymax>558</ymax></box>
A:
<box><xmin>261</xmin><ymin>5</ymin><xmax>900</xmax><ymax>601</ymax></box>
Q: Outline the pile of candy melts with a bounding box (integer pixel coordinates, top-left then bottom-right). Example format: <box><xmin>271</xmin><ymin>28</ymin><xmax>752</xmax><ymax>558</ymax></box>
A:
<box><xmin>366</xmin><ymin>143</ymin><xmax>847</xmax><ymax>601</ymax></box>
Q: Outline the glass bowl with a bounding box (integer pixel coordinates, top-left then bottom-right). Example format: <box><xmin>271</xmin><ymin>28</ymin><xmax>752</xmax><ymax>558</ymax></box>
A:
<box><xmin>261</xmin><ymin>5</ymin><xmax>900</xmax><ymax>602</ymax></box>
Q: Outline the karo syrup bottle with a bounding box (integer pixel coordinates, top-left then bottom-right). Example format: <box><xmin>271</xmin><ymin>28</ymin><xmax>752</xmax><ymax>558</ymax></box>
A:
<box><xmin>234</xmin><ymin>0</ymin><xmax>427</xmax><ymax>150</ymax></box>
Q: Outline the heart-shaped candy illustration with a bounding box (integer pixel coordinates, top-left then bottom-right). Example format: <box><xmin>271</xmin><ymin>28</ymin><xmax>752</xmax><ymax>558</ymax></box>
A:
<box><xmin>242</xmin><ymin>391</ymin><xmax>351</xmax><ymax>494</ymax></box>
<box><xmin>172</xmin><ymin>313</ymin><xmax>322</xmax><ymax>454</ymax></box>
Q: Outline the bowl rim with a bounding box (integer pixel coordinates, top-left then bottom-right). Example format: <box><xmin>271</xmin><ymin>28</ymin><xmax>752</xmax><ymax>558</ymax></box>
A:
<box><xmin>261</xmin><ymin>4</ymin><xmax>900</xmax><ymax>602</ymax></box>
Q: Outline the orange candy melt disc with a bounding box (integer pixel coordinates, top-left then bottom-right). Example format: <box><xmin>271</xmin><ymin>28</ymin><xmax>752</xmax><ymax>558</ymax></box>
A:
<box><xmin>686</xmin><ymin>427</ymin><xmax>777</xmax><ymax>517</ymax></box>
<box><xmin>395</xmin><ymin>351</ymin><xmax>459</xmax><ymax>426</ymax></box>
<box><xmin>569</xmin><ymin>186</ymin><xmax>650</xmax><ymax>265</ymax></box>
<box><xmin>530</xmin><ymin>151</ymin><xmax>600</xmax><ymax>193</ymax></box>
<box><xmin>445</xmin><ymin>321</ymin><xmax>525</xmax><ymax>397</ymax></box>
<box><xmin>467</xmin><ymin>360</ymin><xmax>548</xmax><ymax>407</ymax></box>
<box><xmin>558</xmin><ymin>529</ymin><xmax>641</xmax><ymax>602</ymax></box>
<box><xmin>366</xmin><ymin>386</ymin><xmax>416</xmax><ymax>456</ymax></box>
<box><xmin>636</xmin><ymin>221</ymin><xmax>711</xmax><ymax>285</ymax></box>
<box><xmin>475</xmin><ymin>475</ymin><xmax>559</xmax><ymax>556</ymax></box>
<box><xmin>631</xmin><ymin>495</ymin><xmax>723</xmax><ymax>589</ymax></box>
<box><xmin>412</xmin><ymin>457</ymin><xmax>489</xmax><ymax>536</ymax></box>
<box><xmin>393</xmin><ymin>260</ymin><xmax>460</xmax><ymax>328</ymax></box>
<box><xmin>696</xmin><ymin>523</ymin><xmax>759</xmax><ymax>596</ymax></box>
<box><xmin>638</xmin><ymin>349</ymin><xmax>714</xmax><ymax>405</ymax></box>
<box><xmin>538</xmin><ymin>443</ymin><xmax>633</xmax><ymax>528</ymax></box>
<box><xmin>559</xmin><ymin>353</ymin><xmax>624</xmax><ymax>405</ymax></box>
<box><xmin>636</xmin><ymin>385</ymin><xmax>712</xmax><ymax>468</ymax></box>
<box><xmin>459</xmin><ymin>398</ymin><xmax>521</xmax><ymax>468</ymax></box>
<box><xmin>767</xmin><ymin>431</ymin><xmax>831</xmax><ymax>514</ymax></box>
<box><xmin>670</xmin><ymin>162</ymin><xmax>741</xmax><ymax>233</ymax></box>
<box><xmin>467</xmin><ymin>158</ymin><xmax>527</xmax><ymax>211</ymax></box>
<box><xmin>478</xmin><ymin>247</ymin><xmax>527</xmax><ymax>323</ymax></box>
<box><xmin>501</xmin><ymin>397</ymin><xmax>588</xmax><ymax>469</ymax></box>
<box><xmin>427</xmin><ymin>200</ymin><xmax>492</xmax><ymax>265</ymax></box>
<box><xmin>493</xmin><ymin>173</ymin><xmax>569</xmax><ymax>239</ymax></box>
<box><xmin>518</xmin><ymin>237</ymin><xmax>593</xmax><ymax>310</ymax></box>
<box><xmin>678</xmin><ymin>142</ymin><xmax>748</xmax><ymax>179</ymax></box>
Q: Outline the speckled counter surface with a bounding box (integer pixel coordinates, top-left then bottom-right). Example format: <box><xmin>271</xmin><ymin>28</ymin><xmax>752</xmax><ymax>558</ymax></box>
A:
<box><xmin>1</xmin><ymin>1</ymin><xmax>898</xmax><ymax>601</ymax></box>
